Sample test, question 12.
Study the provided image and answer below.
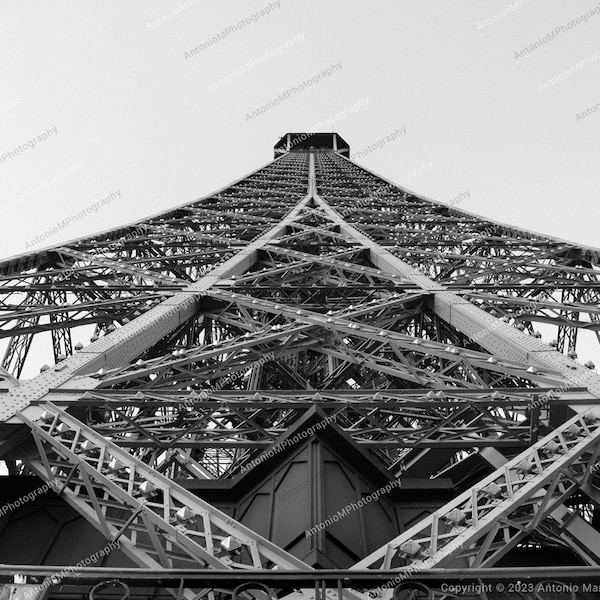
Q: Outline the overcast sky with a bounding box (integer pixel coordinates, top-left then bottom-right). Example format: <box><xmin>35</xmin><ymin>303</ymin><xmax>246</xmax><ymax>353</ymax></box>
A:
<box><xmin>0</xmin><ymin>0</ymin><xmax>599</xmax><ymax>260</ymax></box>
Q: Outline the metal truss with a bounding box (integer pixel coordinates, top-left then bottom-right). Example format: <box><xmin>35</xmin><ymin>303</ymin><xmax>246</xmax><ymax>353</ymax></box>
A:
<box><xmin>34</xmin><ymin>388</ymin><xmax>592</xmax><ymax>481</ymax></box>
<box><xmin>0</xmin><ymin>153</ymin><xmax>310</xmax><ymax>379</ymax></box>
<box><xmin>18</xmin><ymin>404</ymin><xmax>309</xmax><ymax>572</ymax></box>
<box><xmin>314</xmin><ymin>152</ymin><xmax>600</xmax><ymax>363</ymax></box>
<box><xmin>353</xmin><ymin>411</ymin><xmax>600</xmax><ymax>571</ymax></box>
<box><xmin>1</xmin><ymin>137</ymin><xmax>600</xmax><ymax>600</ymax></box>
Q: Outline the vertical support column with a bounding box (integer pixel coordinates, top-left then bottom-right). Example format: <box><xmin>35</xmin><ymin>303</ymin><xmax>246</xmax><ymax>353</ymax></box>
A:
<box><xmin>308</xmin><ymin>148</ymin><xmax>316</xmax><ymax>198</ymax></box>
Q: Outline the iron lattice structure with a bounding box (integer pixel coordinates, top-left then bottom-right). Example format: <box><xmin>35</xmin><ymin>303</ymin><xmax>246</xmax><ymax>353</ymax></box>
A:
<box><xmin>1</xmin><ymin>132</ymin><xmax>600</xmax><ymax>599</ymax></box>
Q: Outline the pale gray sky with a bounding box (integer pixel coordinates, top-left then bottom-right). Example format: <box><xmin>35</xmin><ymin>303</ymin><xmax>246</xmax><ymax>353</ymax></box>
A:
<box><xmin>0</xmin><ymin>0</ymin><xmax>599</xmax><ymax>259</ymax></box>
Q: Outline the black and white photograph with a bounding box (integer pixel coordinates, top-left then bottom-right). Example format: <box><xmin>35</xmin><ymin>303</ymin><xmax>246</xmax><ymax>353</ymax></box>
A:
<box><xmin>1</xmin><ymin>2</ymin><xmax>600</xmax><ymax>599</ymax></box>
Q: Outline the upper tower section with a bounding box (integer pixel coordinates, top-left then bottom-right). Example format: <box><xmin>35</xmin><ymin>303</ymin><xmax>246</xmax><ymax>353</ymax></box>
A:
<box><xmin>274</xmin><ymin>132</ymin><xmax>350</xmax><ymax>158</ymax></box>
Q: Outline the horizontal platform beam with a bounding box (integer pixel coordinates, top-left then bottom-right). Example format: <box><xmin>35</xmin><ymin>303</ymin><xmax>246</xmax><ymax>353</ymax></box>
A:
<box><xmin>4</xmin><ymin>566</ymin><xmax>600</xmax><ymax>587</ymax></box>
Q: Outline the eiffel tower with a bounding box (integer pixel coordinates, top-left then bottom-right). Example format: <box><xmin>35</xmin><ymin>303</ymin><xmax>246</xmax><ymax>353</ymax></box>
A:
<box><xmin>1</xmin><ymin>131</ymin><xmax>600</xmax><ymax>599</ymax></box>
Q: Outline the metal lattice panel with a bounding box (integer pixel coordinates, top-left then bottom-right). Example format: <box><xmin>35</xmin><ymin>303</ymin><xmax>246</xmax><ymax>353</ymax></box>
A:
<box><xmin>1</xmin><ymin>134</ymin><xmax>600</xmax><ymax>600</ymax></box>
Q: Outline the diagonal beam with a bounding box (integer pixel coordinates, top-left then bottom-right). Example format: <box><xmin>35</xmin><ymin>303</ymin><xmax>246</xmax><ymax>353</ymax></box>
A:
<box><xmin>311</xmin><ymin>181</ymin><xmax>600</xmax><ymax>404</ymax></box>
<box><xmin>18</xmin><ymin>402</ymin><xmax>312</xmax><ymax>571</ymax></box>
<box><xmin>352</xmin><ymin>410</ymin><xmax>600</xmax><ymax>571</ymax></box>
<box><xmin>1</xmin><ymin>175</ymin><xmax>314</xmax><ymax>424</ymax></box>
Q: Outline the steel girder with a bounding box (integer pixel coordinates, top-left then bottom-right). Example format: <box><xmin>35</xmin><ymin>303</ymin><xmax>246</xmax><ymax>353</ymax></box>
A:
<box><xmin>314</xmin><ymin>152</ymin><xmax>600</xmax><ymax>363</ymax></box>
<box><xmin>352</xmin><ymin>410</ymin><xmax>600</xmax><ymax>570</ymax></box>
<box><xmin>25</xmin><ymin>388</ymin><xmax>591</xmax><ymax>487</ymax></box>
<box><xmin>1</xmin><ymin>139</ymin><xmax>600</xmax><ymax>599</ymax></box>
<box><xmin>0</xmin><ymin>153</ymin><xmax>309</xmax><ymax>379</ymax></box>
<box><xmin>0</xmin><ymin>154</ymin><xmax>322</xmax><ymax>596</ymax></box>
<box><xmin>18</xmin><ymin>404</ymin><xmax>309</xmax><ymax>572</ymax></box>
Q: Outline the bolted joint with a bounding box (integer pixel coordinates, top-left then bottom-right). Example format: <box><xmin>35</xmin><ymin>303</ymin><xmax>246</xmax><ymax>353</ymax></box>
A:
<box><xmin>444</xmin><ymin>508</ymin><xmax>467</xmax><ymax>527</ymax></box>
<box><xmin>398</xmin><ymin>539</ymin><xmax>422</xmax><ymax>558</ymax></box>
<box><xmin>482</xmin><ymin>482</ymin><xmax>503</xmax><ymax>499</ymax></box>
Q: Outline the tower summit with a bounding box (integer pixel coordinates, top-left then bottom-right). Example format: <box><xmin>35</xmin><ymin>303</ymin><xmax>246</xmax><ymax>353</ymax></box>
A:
<box><xmin>1</xmin><ymin>134</ymin><xmax>600</xmax><ymax>598</ymax></box>
<box><xmin>274</xmin><ymin>131</ymin><xmax>350</xmax><ymax>157</ymax></box>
